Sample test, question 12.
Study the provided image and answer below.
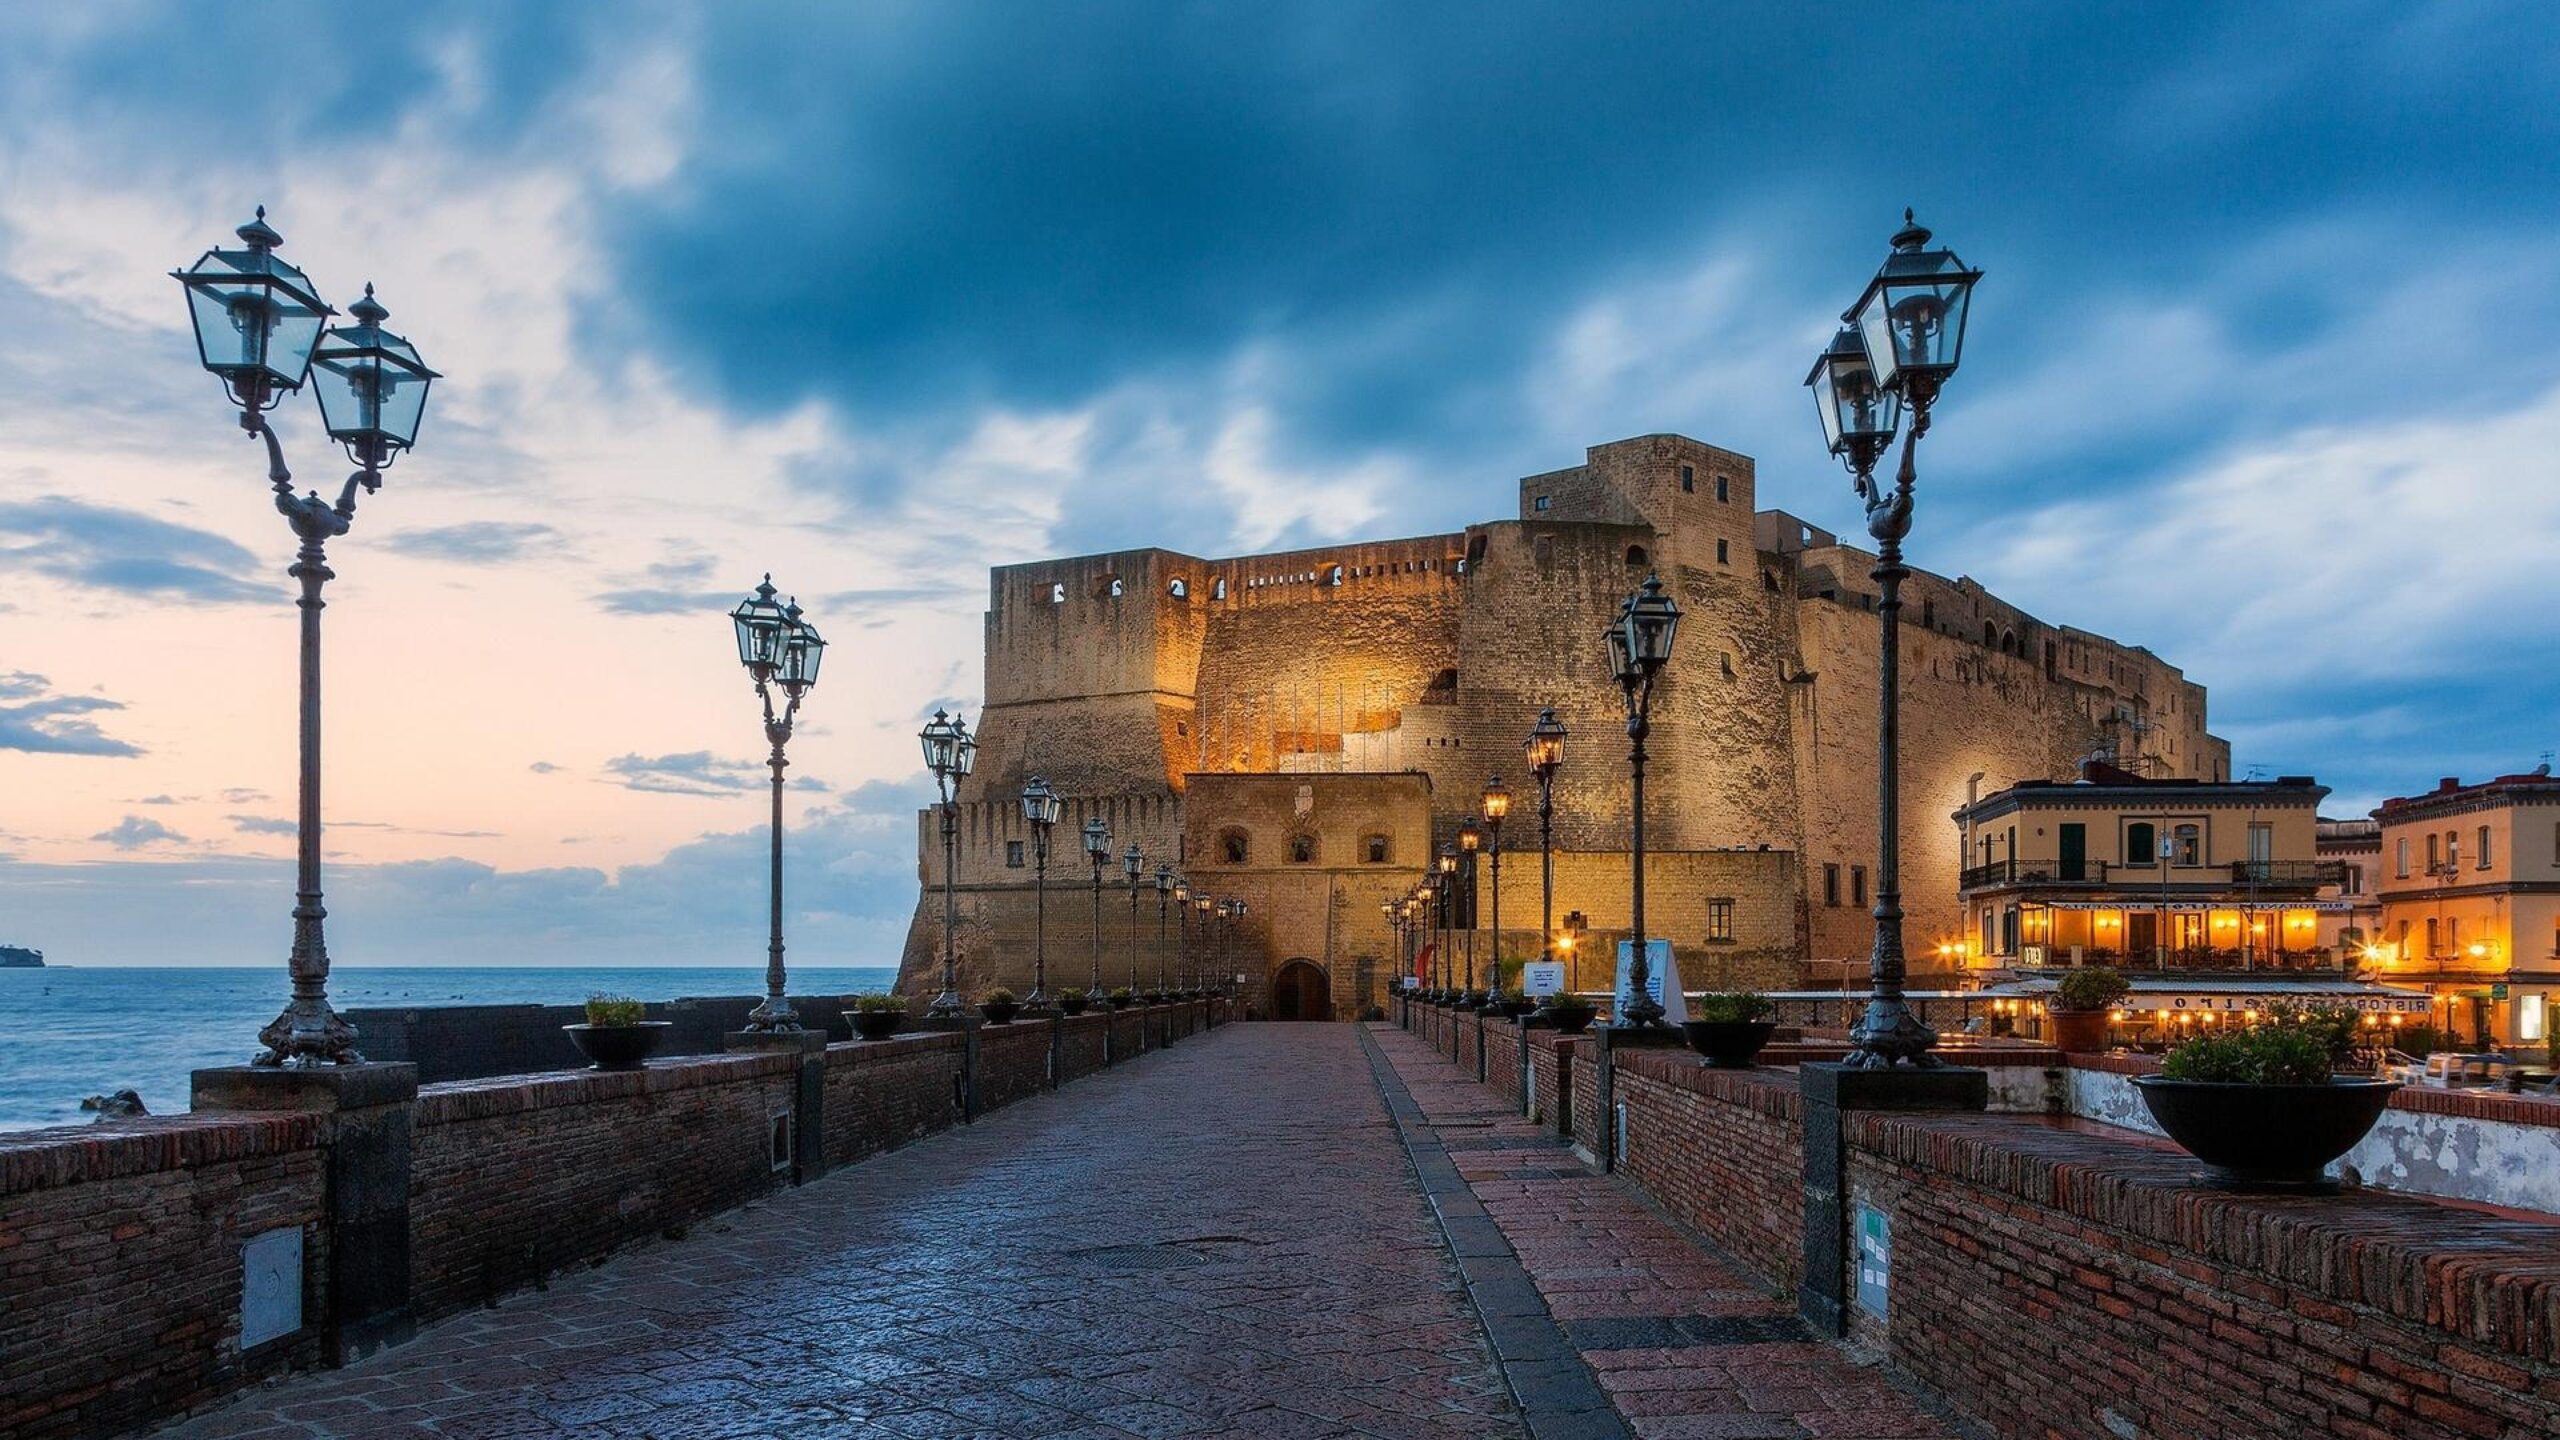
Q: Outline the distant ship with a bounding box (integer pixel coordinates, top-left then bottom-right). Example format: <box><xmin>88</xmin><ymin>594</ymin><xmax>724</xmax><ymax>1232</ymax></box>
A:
<box><xmin>0</xmin><ymin>945</ymin><xmax>43</xmax><ymax>968</ymax></box>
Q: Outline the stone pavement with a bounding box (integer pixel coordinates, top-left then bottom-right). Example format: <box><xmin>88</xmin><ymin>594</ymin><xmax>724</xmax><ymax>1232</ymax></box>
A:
<box><xmin>156</xmin><ymin>1025</ymin><xmax>1520</xmax><ymax>1440</ymax></box>
<box><xmin>1366</xmin><ymin>1024</ymin><xmax>1959</xmax><ymax>1440</ymax></box>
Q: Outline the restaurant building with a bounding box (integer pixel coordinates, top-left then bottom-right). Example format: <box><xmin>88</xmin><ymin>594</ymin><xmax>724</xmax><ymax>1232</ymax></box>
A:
<box><xmin>1952</xmin><ymin>763</ymin><xmax>2354</xmax><ymax>973</ymax></box>
<box><xmin>2372</xmin><ymin>769</ymin><xmax>2560</xmax><ymax>1051</ymax></box>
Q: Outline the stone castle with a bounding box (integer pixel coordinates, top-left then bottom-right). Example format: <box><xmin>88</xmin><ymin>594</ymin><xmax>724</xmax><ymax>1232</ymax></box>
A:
<box><xmin>898</xmin><ymin>433</ymin><xmax>2228</xmax><ymax>1018</ymax></box>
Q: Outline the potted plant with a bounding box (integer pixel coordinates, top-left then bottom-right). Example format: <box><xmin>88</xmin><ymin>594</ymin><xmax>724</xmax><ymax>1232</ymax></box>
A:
<box><xmin>1539</xmin><ymin>993</ymin><xmax>1596</xmax><ymax>1035</ymax></box>
<box><xmin>2133</xmin><ymin>1006</ymin><xmax>2399</xmax><ymax>1191</ymax></box>
<box><xmin>2049</xmin><ymin>967</ymin><xmax>2130</xmax><ymax>1052</ymax></box>
<box><xmin>564</xmin><ymin>994</ymin><xmax>670</xmax><ymax>1071</ymax></box>
<box><xmin>1495</xmin><ymin>988</ymin><xmax>1536</xmax><ymax>1019</ymax></box>
<box><xmin>844</xmin><ymin>993</ymin><xmax>908</xmax><ymax>1041</ymax></box>
<box><xmin>1682</xmin><ymin>992</ymin><xmax>1777</xmax><ymax>1068</ymax></box>
<box><xmin>1107</xmin><ymin>987</ymin><xmax>1135</xmax><ymax>1010</ymax></box>
<box><xmin>979</xmin><ymin>988</ymin><xmax>1020</xmax><ymax>1025</ymax></box>
<box><xmin>1055</xmin><ymin>989</ymin><xmax>1090</xmax><ymax>1016</ymax></box>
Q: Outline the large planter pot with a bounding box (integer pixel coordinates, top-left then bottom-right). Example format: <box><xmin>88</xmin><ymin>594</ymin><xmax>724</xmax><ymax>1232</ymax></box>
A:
<box><xmin>2132</xmin><ymin>1076</ymin><xmax>2401</xmax><ymax>1191</ymax></box>
<box><xmin>563</xmin><ymin>1021</ymin><xmax>670</xmax><ymax>1072</ymax></box>
<box><xmin>2050</xmin><ymin>1009</ymin><xmax>2111</xmax><ymax>1053</ymax></box>
<box><xmin>1682</xmin><ymin>1019</ymin><xmax>1776</xmax><ymax>1069</ymax></box>
<box><xmin>980</xmin><ymin>1000</ymin><xmax>1020</xmax><ymax>1025</ymax></box>
<box><xmin>1543</xmin><ymin>1008</ymin><xmax>1595</xmax><ymax>1035</ymax></box>
<box><xmin>846</xmin><ymin>1010</ymin><xmax>905</xmax><ymax>1042</ymax></box>
<box><xmin>1106</xmin><ymin>994</ymin><xmax>1134</xmax><ymax>1010</ymax></box>
<box><xmin>1056</xmin><ymin>992</ymin><xmax>1090</xmax><ymax>1016</ymax></box>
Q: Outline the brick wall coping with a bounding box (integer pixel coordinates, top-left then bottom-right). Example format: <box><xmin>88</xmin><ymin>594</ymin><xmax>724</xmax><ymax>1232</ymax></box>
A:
<box><xmin>2068</xmin><ymin>1051</ymin><xmax>2560</xmax><ymax>1130</ymax></box>
<box><xmin>0</xmin><ymin>1111</ymin><xmax>321</xmax><ymax>1197</ymax></box>
<box><xmin>819</xmin><ymin>1030</ymin><xmax>963</xmax><ymax>1072</ymax></box>
<box><xmin>1613</xmin><ymin>1048</ymin><xmax>1803</xmax><ymax>1119</ymax></box>
<box><xmin>1852</xmin><ymin>1108</ymin><xmax>2560</xmax><ymax>1363</ymax></box>
<box><xmin>417</xmin><ymin>1048</ymin><xmax>801</xmax><ymax>1124</ymax></box>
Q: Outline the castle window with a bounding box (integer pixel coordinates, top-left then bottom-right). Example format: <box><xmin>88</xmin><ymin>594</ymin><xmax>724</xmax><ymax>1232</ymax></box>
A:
<box><xmin>1823</xmin><ymin>864</ymin><xmax>1841</xmax><ymax>907</ymax></box>
<box><xmin>1762</xmin><ymin>570</ymin><xmax>1778</xmax><ymax>593</ymax></box>
<box><xmin>1626</xmin><ymin>544</ymin><xmax>1648</xmax><ymax>567</ymax></box>
<box><xmin>2001</xmin><ymin>629</ymin><xmax>2018</xmax><ymax>656</ymax></box>
<box><xmin>1107</xmin><ymin>577</ymin><xmax>1123</xmax><ymax>597</ymax></box>
<box><xmin>1923</xmin><ymin>599</ymin><xmax>1935</xmax><ymax>630</ymax></box>
<box><xmin>1429</xmin><ymin>667</ymin><xmax>1458</xmax><ymax>692</ymax></box>
<box><xmin>1706</xmin><ymin>898</ymin><xmax>1734</xmax><ymax>942</ymax></box>
<box><xmin>1983</xmin><ymin>621</ymin><xmax>1997</xmax><ymax>646</ymax></box>
<box><xmin>1851</xmin><ymin>866</ymin><xmax>1867</xmax><ymax>906</ymax></box>
<box><xmin>1220</xmin><ymin>829</ymin><xmax>1250</xmax><ymax>865</ymax></box>
<box><xmin>1288</xmin><ymin>834</ymin><xmax>1317</xmax><ymax>865</ymax></box>
<box><xmin>1363</xmin><ymin>833</ymin><xmax>1390</xmax><ymax>864</ymax></box>
<box><xmin>1681</xmin><ymin>464</ymin><xmax>1695</xmax><ymax>493</ymax></box>
<box><xmin>1005</xmin><ymin>840</ymin><xmax>1025</xmax><ymax>869</ymax></box>
<box><xmin>1535</xmin><ymin>536</ymin><xmax>1554</xmax><ymax>567</ymax></box>
<box><xmin>1716</xmin><ymin>474</ymin><xmax>1730</xmax><ymax>502</ymax></box>
<box><xmin>1326</xmin><ymin>565</ymin><xmax>1344</xmax><ymax>586</ymax></box>
<box><xmin>1716</xmin><ymin>539</ymin><xmax>1729</xmax><ymax>565</ymax></box>
<box><xmin>1050</xmin><ymin>582</ymin><xmax>1065</xmax><ymax>604</ymax></box>
<box><xmin>1533</xmin><ymin>494</ymin><xmax>1551</xmax><ymax>511</ymax></box>
<box><xmin>1213</xmin><ymin>578</ymin><xmax>1227</xmax><ymax>600</ymax></box>
<box><xmin>1168</xmin><ymin>577</ymin><xmax>1188</xmax><ymax>599</ymax></box>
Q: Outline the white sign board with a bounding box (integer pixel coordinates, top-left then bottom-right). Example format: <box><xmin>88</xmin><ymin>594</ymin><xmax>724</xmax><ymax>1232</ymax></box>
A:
<box><xmin>1613</xmin><ymin>939</ymin><xmax>1686</xmax><ymax>1024</ymax></box>
<box><xmin>1401</xmin><ymin>975</ymin><xmax>1421</xmax><ymax>991</ymax></box>
<box><xmin>1520</xmin><ymin>961</ymin><xmax>1566</xmax><ymax>998</ymax></box>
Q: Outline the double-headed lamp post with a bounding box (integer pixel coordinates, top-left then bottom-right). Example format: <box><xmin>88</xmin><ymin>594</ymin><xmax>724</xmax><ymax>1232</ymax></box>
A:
<box><xmin>1805</xmin><ymin>210</ymin><xmax>1983</xmax><ymax>1069</ymax></box>
<box><xmin>1525</xmin><ymin>710</ymin><xmax>1567</xmax><ymax>987</ymax></box>
<box><xmin>919</xmin><ymin>709</ymin><xmax>978</xmax><ymax>1018</ymax></box>
<box><xmin>1122</xmin><ymin>843</ymin><xmax>1146</xmax><ymax>994</ymax></box>
<box><xmin>174</xmin><ymin>210</ymin><xmax>438</xmax><ymax>1067</ymax></box>
<box><xmin>1482</xmin><ymin>776</ymin><xmax>1511</xmax><ymax>998</ymax></box>
<box><xmin>1082</xmin><ymin>815</ymin><xmax>1113</xmax><ymax>1002</ymax></box>
<box><xmin>731</xmin><ymin>581</ymin><xmax>826</xmax><ymax>1032</ymax></box>
<box><xmin>1607</xmin><ymin>576</ymin><xmax>1682</xmax><ymax>1028</ymax></box>
<box><xmin>1153</xmin><ymin>866</ymin><xmax>1176</xmax><ymax>993</ymax></box>
<box><xmin>1019</xmin><ymin>775</ymin><xmax>1063</xmax><ymax>1011</ymax></box>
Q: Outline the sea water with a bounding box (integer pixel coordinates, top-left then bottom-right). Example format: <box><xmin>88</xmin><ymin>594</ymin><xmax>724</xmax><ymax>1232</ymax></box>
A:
<box><xmin>0</xmin><ymin>965</ymin><xmax>897</xmax><ymax>1133</ymax></box>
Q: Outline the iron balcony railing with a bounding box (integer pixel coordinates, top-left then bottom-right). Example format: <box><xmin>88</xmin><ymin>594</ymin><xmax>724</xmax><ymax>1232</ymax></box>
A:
<box><xmin>1958</xmin><ymin>858</ymin><xmax>2348</xmax><ymax>890</ymax></box>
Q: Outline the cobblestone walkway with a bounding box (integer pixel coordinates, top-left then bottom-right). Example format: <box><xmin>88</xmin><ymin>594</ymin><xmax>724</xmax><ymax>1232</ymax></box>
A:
<box><xmin>158</xmin><ymin>1026</ymin><xmax>1520</xmax><ymax>1440</ymax></box>
<box><xmin>1367</xmin><ymin>1025</ymin><xmax>1958</xmax><ymax>1440</ymax></box>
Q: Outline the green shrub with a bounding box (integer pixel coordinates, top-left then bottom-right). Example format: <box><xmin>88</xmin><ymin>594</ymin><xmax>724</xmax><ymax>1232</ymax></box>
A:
<box><xmin>2160</xmin><ymin>1008</ymin><xmax>2344</xmax><ymax>1085</ymax></box>
<box><xmin>1544</xmin><ymin>992</ymin><xmax>1594</xmax><ymax>1018</ymax></box>
<box><xmin>980</xmin><ymin>987</ymin><xmax>1017</xmax><ymax>1005</ymax></box>
<box><xmin>1691</xmin><ymin>992</ymin><xmax>1774</xmax><ymax>1024</ymax></box>
<box><xmin>848</xmin><ymin>993</ymin><xmax>907</xmax><ymax>1014</ymax></box>
<box><xmin>1109</xmin><ymin>987</ymin><xmax>1134</xmax><ymax>1001</ymax></box>
<box><xmin>2053</xmin><ymin>966</ymin><xmax>2130</xmax><ymax>1013</ymax></box>
<box><xmin>584</xmin><ymin>994</ymin><xmax>646</xmax><ymax>1027</ymax></box>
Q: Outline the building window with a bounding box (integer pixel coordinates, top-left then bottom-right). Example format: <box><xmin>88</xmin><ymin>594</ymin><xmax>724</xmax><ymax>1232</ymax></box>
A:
<box><xmin>1533</xmin><ymin>494</ymin><xmax>1551</xmax><ymax>511</ymax></box>
<box><xmin>2426</xmin><ymin>917</ymin><xmax>2440</xmax><ymax>958</ymax></box>
<box><xmin>2426</xmin><ymin>832</ymin><xmax>2441</xmax><ymax>873</ymax></box>
<box><xmin>1050</xmin><ymin>582</ymin><xmax>1065</xmax><ymax>603</ymax></box>
<box><xmin>1681</xmin><ymin>464</ymin><xmax>1695</xmax><ymax>493</ymax></box>
<box><xmin>2173</xmin><ymin>823</ymin><xmax>2200</xmax><ymax>867</ymax></box>
<box><xmin>1168</xmin><ymin>577</ymin><xmax>1188</xmax><ymax>599</ymax></box>
<box><xmin>1005</xmin><ymin>840</ymin><xmax>1025</xmax><ymax>868</ymax></box>
<box><xmin>2478</xmin><ymin>825</ymin><xmax>2493</xmax><ymax>869</ymax></box>
<box><xmin>1716</xmin><ymin>538</ymin><xmax>1729</xmax><ymax>565</ymax></box>
<box><xmin>1715</xmin><ymin>474</ymin><xmax>1730</xmax><ymax>502</ymax></box>
<box><xmin>1823</xmin><ymin>864</ymin><xmax>1841</xmax><ymax>907</ymax></box>
<box><xmin>2521</xmin><ymin>993</ymin><xmax>2548</xmax><ymax>1044</ymax></box>
<box><xmin>1850</xmin><ymin>865</ymin><xmax>1867</xmax><ymax>907</ymax></box>
<box><xmin>1707</xmin><ymin>898</ymin><xmax>1734</xmax><ymax>942</ymax></box>
<box><xmin>1220</xmin><ymin>830</ymin><xmax>1249</xmax><ymax>865</ymax></box>
<box><xmin>2396</xmin><ymin>836</ymin><xmax>2410</xmax><ymax>879</ymax></box>
<box><xmin>1626</xmin><ymin>544</ymin><xmax>1649</xmax><ymax>567</ymax></box>
<box><xmin>1363</xmin><ymin>834</ymin><xmax>1390</xmax><ymax>865</ymax></box>
<box><xmin>1213</xmin><ymin>578</ymin><xmax>1227</xmax><ymax>600</ymax></box>
<box><xmin>1288</xmin><ymin>834</ymin><xmax>1316</xmax><ymax>864</ymax></box>
<box><xmin>2125</xmin><ymin>822</ymin><xmax>2157</xmax><ymax>867</ymax></box>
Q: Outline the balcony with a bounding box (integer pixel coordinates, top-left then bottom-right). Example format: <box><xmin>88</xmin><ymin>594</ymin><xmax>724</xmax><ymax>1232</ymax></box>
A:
<box><xmin>2226</xmin><ymin>860</ymin><xmax>2347</xmax><ymax>888</ymax></box>
<box><xmin>1958</xmin><ymin>858</ymin><xmax>2347</xmax><ymax>891</ymax></box>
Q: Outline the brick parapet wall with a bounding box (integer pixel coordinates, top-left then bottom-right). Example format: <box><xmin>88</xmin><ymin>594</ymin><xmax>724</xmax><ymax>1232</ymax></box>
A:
<box><xmin>1610</xmin><ymin>1052</ymin><xmax>1805</xmax><ymax>1290</ymax></box>
<box><xmin>1484</xmin><ymin>1021</ymin><xmax>1524</xmax><ymax>1104</ymax></box>
<box><xmin>1059</xmin><ymin>1013</ymin><xmax>1111</xmax><ymax>1079</ymax></box>
<box><xmin>977</xmin><ymin>1021</ymin><xmax>1052</xmax><ymax>1110</ymax></box>
<box><xmin>1527</xmin><ymin>1032</ymin><xmax>1574</xmax><ymax>1133</ymax></box>
<box><xmin>0</xmin><ymin>1116</ymin><xmax>329</xmax><ymax>1440</ymax></box>
<box><xmin>818</xmin><ymin>1032</ymin><xmax>965</xmax><ymax>1169</ymax></box>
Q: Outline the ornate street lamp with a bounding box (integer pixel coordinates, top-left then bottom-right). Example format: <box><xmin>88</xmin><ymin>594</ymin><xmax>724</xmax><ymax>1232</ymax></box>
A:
<box><xmin>1524</xmin><ymin>709</ymin><xmax>1567</xmax><ymax>994</ymax></box>
<box><xmin>1153</xmin><ymin>866</ymin><xmax>1176</xmax><ymax>994</ymax></box>
<box><xmin>1193</xmin><ymin>892</ymin><xmax>1214</xmax><ymax>992</ymax></box>
<box><xmin>1122</xmin><ymin>843</ymin><xmax>1145</xmax><ymax>996</ymax></box>
<box><xmin>1380</xmin><ymin>897</ymin><xmax>1401</xmax><ymax>1006</ymax></box>
<box><xmin>1481</xmin><ymin>776</ymin><xmax>1510</xmax><ymax>1000</ymax></box>
<box><xmin>1806</xmin><ymin>210</ymin><xmax>1982</xmax><ymax>1069</ymax></box>
<box><xmin>1457</xmin><ymin>820</ymin><xmax>1483</xmax><ymax>1003</ymax></box>
<box><xmin>919</xmin><ymin>708</ymin><xmax>977</xmax><ymax>1018</ymax></box>
<box><xmin>1214</xmin><ymin>899</ymin><xmax>1234</xmax><ymax>998</ymax></box>
<box><xmin>173</xmin><ymin>210</ymin><xmax>439</xmax><ymax>1067</ymax></box>
<box><xmin>1436</xmin><ymin>846</ymin><xmax>1460</xmax><ymax>997</ymax></box>
<box><xmin>733</xmin><ymin>580</ymin><xmax>825</xmax><ymax>1032</ymax></box>
<box><xmin>1019</xmin><ymin>775</ymin><xmax>1062</xmax><ymax>1011</ymax></box>
<box><xmin>1082</xmin><ymin>814</ymin><xmax>1112</xmax><ymax>1002</ymax></box>
<box><xmin>1606</xmin><ymin>575</ymin><xmax>1681</xmax><ymax>1027</ymax></box>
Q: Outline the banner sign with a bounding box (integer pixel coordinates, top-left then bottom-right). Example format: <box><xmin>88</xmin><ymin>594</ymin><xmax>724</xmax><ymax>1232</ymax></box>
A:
<box><xmin>1613</xmin><ymin>939</ymin><xmax>1686</xmax><ymax>1024</ymax></box>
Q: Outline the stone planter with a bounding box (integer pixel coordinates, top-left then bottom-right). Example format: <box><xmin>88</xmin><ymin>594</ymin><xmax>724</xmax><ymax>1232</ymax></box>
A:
<box><xmin>846</xmin><ymin>1009</ymin><xmax>905</xmax><ymax>1042</ymax></box>
<box><xmin>2131</xmin><ymin>1076</ymin><xmax>2400</xmax><ymax>1191</ymax></box>
<box><xmin>980</xmin><ymin>1000</ymin><xmax>1020</xmax><ymax>1025</ymax></box>
<box><xmin>2050</xmin><ymin>1009</ymin><xmax>2110</xmax><ymax>1053</ymax></box>
<box><xmin>1056</xmin><ymin>992</ymin><xmax>1090</xmax><ymax>1016</ymax></box>
<box><xmin>1106</xmin><ymin>994</ymin><xmax>1134</xmax><ymax>1010</ymax></box>
<box><xmin>1542</xmin><ymin>1006</ymin><xmax>1595</xmax><ymax>1035</ymax></box>
<box><xmin>1681</xmin><ymin>1019</ymin><xmax>1776</xmax><ymax>1069</ymax></box>
<box><xmin>562</xmin><ymin>1021</ymin><xmax>670</xmax><ymax>1072</ymax></box>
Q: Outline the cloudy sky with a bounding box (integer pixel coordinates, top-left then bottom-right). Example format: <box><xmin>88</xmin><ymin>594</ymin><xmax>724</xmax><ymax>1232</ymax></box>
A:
<box><xmin>2</xmin><ymin>2</ymin><xmax>2554</xmax><ymax>967</ymax></box>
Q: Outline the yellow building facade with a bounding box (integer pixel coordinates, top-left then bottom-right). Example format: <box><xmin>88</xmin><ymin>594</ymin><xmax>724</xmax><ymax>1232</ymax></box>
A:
<box><xmin>2372</xmin><ymin>772</ymin><xmax>2560</xmax><ymax>1050</ymax></box>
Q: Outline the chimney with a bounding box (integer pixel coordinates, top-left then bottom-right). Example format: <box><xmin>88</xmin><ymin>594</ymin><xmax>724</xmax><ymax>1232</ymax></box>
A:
<box><xmin>2439</xmin><ymin>777</ymin><xmax>2460</xmax><ymax>792</ymax></box>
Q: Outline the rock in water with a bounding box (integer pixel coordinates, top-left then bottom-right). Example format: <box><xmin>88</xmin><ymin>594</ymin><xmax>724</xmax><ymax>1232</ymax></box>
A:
<box><xmin>81</xmin><ymin>1089</ymin><xmax>148</xmax><ymax>1118</ymax></box>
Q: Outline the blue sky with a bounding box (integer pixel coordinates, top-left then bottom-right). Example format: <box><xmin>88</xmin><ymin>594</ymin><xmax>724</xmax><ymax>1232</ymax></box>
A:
<box><xmin>1</xmin><ymin>2</ymin><xmax>2555</xmax><ymax>965</ymax></box>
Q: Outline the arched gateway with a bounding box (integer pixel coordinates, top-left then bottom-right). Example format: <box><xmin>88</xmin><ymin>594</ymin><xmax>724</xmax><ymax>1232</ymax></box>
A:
<box><xmin>1271</xmin><ymin>959</ymin><xmax>1332</xmax><ymax>1021</ymax></box>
